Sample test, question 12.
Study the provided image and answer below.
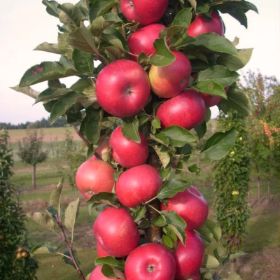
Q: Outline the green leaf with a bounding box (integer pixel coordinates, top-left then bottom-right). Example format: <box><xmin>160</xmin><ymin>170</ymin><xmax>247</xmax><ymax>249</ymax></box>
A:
<box><xmin>204</xmin><ymin>255</ymin><xmax>220</xmax><ymax>269</ymax></box>
<box><xmin>42</xmin><ymin>0</ymin><xmax>60</xmax><ymax>18</ymax></box>
<box><xmin>162</xmin><ymin>211</ymin><xmax>187</xmax><ymax>244</ymax></box>
<box><xmin>150</xmin><ymin>38</ymin><xmax>175</xmax><ymax>67</ymax></box>
<box><xmin>194</xmin><ymin>122</ymin><xmax>207</xmax><ymax>139</ymax></box>
<box><xmin>89</xmin><ymin>0</ymin><xmax>117</xmax><ymax>22</ymax></box>
<box><xmin>50</xmin><ymin>91</ymin><xmax>81</xmax><ymax>123</ymax></box>
<box><xmin>11</xmin><ymin>85</ymin><xmax>39</xmax><ymax>99</ymax></box>
<box><xmin>58</xmin><ymin>3</ymin><xmax>86</xmax><ymax>26</ymax></box>
<box><xmin>191</xmin><ymin>34</ymin><xmax>237</xmax><ymax>55</ymax></box>
<box><xmin>35</xmin><ymin>42</ymin><xmax>61</xmax><ymax>55</ymax></box>
<box><xmin>72</xmin><ymin>49</ymin><xmax>94</xmax><ymax>75</ymax></box>
<box><xmin>132</xmin><ymin>206</ymin><xmax>147</xmax><ymax>223</ymax></box>
<box><xmin>156</xmin><ymin>126</ymin><xmax>197</xmax><ymax>147</ymax></box>
<box><xmin>202</xmin><ymin>129</ymin><xmax>238</xmax><ymax>161</ymax></box>
<box><xmin>153</xmin><ymin>145</ymin><xmax>170</xmax><ymax>168</ymax></box>
<box><xmin>188</xmin><ymin>164</ymin><xmax>200</xmax><ymax>174</ymax></box>
<box><xmin>157</xmin><ymin>178</ymin><xmax>187</xmax><ymax>200</ymax></box>
<box><xmin>87</xmin><ymin>192</ymin><xmax>117</xmax><ymax>207</ymax></box>
<box><xmin>162</xmin><ymin>234</ymin><xmax>175</xmax><ymax>249</ymax></box>
<box><xmin>49</xmin><ymin>178</ymin><xmax>64</xmax><ymax>216</ymax></box>
<box><xmin>19</xmin><ymin>61</ymin><xmax>77</xmax><ymax>87</ymax></box>
<box><xmin>217</xmin><ymin>48</ymin><xmax>253</xmax><ymax>71</ymax></box>
<box><xmin>197</xmin><ymin>65</ymin><xmax>239</xmax><ymax>87</ymax></box>
<box><xmin>122</xmin><ymin>117</ymin><xmax>141</xmax><ymax>143</ymax></box>
<box><xmin>36</xmin><ymin>88</ymin><xmax>71</xmax><ymax>104</ymax></box>
<box><xmin>80</xmin><ymin>107</ymin><xmax>103</xmax><ymax>145</ymax></box>
<box><xmin>64</xmin><ymin>198</ymin><xmax>80</xmax><ymax>242</ymax></box>
<box><xmin>218</xmin><ymin>86</ymin><xmax>250</xmax><ymax>117</ymax></box>
<box><xmin>95</xmin><ymin>256</ymin><xmax>125</xmax><ymax>271</ymax></box>
<box><xmin>171</xmin><ymin>8</ymin><xmax>193</xmax><ymax>27</ymax></box>
<box><xmin>151</xmin><ymin>117</ymin><xmax>161</xmax><ymax>134</ymax></box>
<box><xmin>194</xmin><ymin>81</ymin><xmax>226</xmax><ymax>98</ymax></box>
<box><xmin>188</xmin><ymin>0</ymin><xmax>197</xmax><ymax>9</ymax></box>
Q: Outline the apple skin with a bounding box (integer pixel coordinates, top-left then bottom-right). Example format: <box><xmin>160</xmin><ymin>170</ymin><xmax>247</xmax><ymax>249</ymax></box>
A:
<box><xmin>175</xmin><ymin>230</ymin><xmax>204</xmax><ymax>280</ymax></box>
<box><xmin>201</xmin><ymin>93</ymin><xmax>222</xmax><ymax>107</ymax></box>
<box><xmin>89</xmin><ymin>265</ymin><xmax>124</xmax><ymax>280</ymax></box>
<box><xmin>116</xmin><ymin>164</ymin><xmax>162</xmax><ymax>208</ymax></box>
<box><xmin>149</xmin><ymin>51</ymin><xmax>192</xmax><ymax>98</ymax></box>
<box><xmin>162</xmin><ymin>186</ymin><xmax>208</xmax><ymax>230</ymax></box>
<box><xmin>128</xmin><ymin>24</ymin><xmax>165</xmax><ymax>57</ymax></box>
<box><xmin>96</xmin><ymin>241</ymin><xmax>110</xmax><ymax>258</ymax></box>
<box><xmin>120</xmin><ymin>0</ymin><xmax>168</xmax><ymax>25</ymax></box>
<box><xmin>96</xmin><ymin>59</ymin><xmax>150</xmax><ymax>118</ymax></box>
<box><xmin>187</xmin><ymin>11</ymin><xmax>224</xmax><ymax>37</ymax></box>
<box><xmin>125</xmin><ymin>243</ymin><xmax>176</xmax><ymax>280</ymax></box>
<box><xmin>109</xmin><ymin>126</ymin><xmax>149</xmax><ymax>168</ymax></box>
<box><xmin>75</xmin><ymin>157</ymin><xmax>114</xmax><ymax>200</ymax></box>
<box><xmin>156</xmin><ymin>90</ymin><xmax>206</xmax><ymax>129</ymax></box>
<box><xmin>93</xmin><ymin>207</ymin><xmax>139</xmax><ymax>257</ymax></box>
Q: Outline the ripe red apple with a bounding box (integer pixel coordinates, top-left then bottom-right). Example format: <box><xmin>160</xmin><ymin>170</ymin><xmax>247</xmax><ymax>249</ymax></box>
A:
<box><xmin>156</xmin><ymin>90</ymin><xmax>206</xmax><ymax>129</ymax></box>
<box><xmin>96</xmin><ymin>241</ymin><xmax>110</xmax><ymax>257</ymax></box>
<box><xmin>128</xmin><ymin>24</ymin><xmax>165</xmax><ymax>57</ymax></box>
<box><xmin>93</xmin><ymin>207</ymin><xmax>139</xmax><ymax>257</ymax></box>
<box><xmin>109</xmin><ymin>126</ymin><xmax>149</xmax><ymax>168</ymax></box>
<box><xmin>120</xmin><ymin>0</ymin><xmax>168</xmax><ymax>25</ymax></box>
<box><xmin>125</xmin><ymin>243</ymin><xmax>176</xmax><ymax>280</ymax></box>
<box><xmin>75</xmin><ymin>156</ymin><xmax>114</xmax><ymax>199</ymax></box>
<box><xmin>201</xmin><ymin>93</ymin><xmax>222</xmax><ymax>107</ymax></box>
<box><xmin>175</xmin><ymin>230</ymin><xmax>204</xmax><ymax>280</ymax></box>
<box><xmin>96</xmin><ymin>59</ymin><xmax>150</xmax><ymax>118</ymax></box>
<box><xmin>187</xmin><ymin>11</ymin><xmax>224</xmax><ymax>37</ymax></box>
<box><xmin>149</xmin><ymin>51</ymin><xmax>192</xmax><ymax>98</ymax></box>
<box><xmin>116</xmin><ymin>164</ymin><xmax>162</xmax><ymax>208</ymax></box>
<box><xmin>89</xmin><ymin>265</ymin><xmax>124</xmax><ymax>280</ymax></box>
<box><xmin>162</xmin><ymin>186</ymin><xmax>208</xmax><ymax>230</ymax></box>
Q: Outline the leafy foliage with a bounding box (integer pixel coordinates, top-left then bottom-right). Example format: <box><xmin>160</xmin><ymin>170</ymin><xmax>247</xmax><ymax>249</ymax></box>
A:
<box><xmin>0</xmin><ymin>130</ymin><xmax>38</xmax><ymax>279</ymax></box>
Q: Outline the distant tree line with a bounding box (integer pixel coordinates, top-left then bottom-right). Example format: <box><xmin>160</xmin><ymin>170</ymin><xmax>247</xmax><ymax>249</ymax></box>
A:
<box><xmin>0</xmin><ymin>117</ymin><xmax>66</xmax><ymax>129</ymax></box>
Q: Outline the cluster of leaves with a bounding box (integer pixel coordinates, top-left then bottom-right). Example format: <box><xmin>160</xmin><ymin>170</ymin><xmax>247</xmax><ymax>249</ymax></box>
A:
<box><xmin>0</xmin><ymin>130</ymin><xmax>38</xmax><ymax>280</ymax></box>
<box><xmin>213</xmin><ymin>112</ymin><xmax>250</xmax><ymax>254</ymax></box>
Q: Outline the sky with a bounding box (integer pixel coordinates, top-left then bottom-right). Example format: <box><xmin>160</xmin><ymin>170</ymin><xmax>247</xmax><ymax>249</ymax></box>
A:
<box><xmin>0</xmin><ymin>0</ymin><xmax>279</xmax><ymax>124</ymax></box>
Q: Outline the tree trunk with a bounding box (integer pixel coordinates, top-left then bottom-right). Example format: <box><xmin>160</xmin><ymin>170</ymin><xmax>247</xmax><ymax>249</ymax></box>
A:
<box><xmin>32</xmin><ymin>164</ymin><xmax>37</xmax><ymax>189</ymax></box>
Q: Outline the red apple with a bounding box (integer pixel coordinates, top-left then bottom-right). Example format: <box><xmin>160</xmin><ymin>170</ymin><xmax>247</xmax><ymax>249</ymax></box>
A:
<box><xmin>187</xmin><ymin>11</ymin><xmax>224</xmax><ymax>37</ymax></box>
<box><xmin>96</xmin><ymin>241</ymin><xmax>110</xmax><ymax>257</ymax></box>
<box><xmin>120</xmin><ymin>0</ymin><xmax>168</xmax><ymax>25</ymax></box>
<box><xmin>96</xmin><ymin>59</ymin><xmax>150</xmax><ymax>118</ymax></box>
<box><xmin>175</xmin><ymin>230</ymin><xmax>204</xmax><ymax>280</ymax></box>
<box><xmin>109</xmin><ymin>126</ymin><xmax>149</xmax><ymax>168</ymax></box>
<box><xmin>116</xmin><ymin>164</ymin><xmax>162</xmax><ymax>208</ymax></box>
<box><xmin>201</xmin><ymin>93</ymin><xmax>222</xmax><ymax>107</ymax></box>
<box><xmin>149</xmin><ymin>51</ymin><xmax>192</xmax><ymax>98</ymax></box>
<box><xmin>162</xmin><ymin>186</ymin><xmax>208</xmax><ymax>230</ymax></box>
<box><xmin>89</xmin><ymin>265</ymin><xmax>124</xmax><ymax>280</ymax></box>
<box><xmin>93</xmin><ymin>207</ymin><xmax>139</xmax><ymax>257</ymax></box>
<box><xmin>128</xmin><ymin>24</ymin><xmax>165</xmax><ymax>57</ymax></box>
<box><xmin>156</xmin><ymin>90</ymin><xmax>206</xmax><ymax>129</ymax></box>
<box><xmin>125</xmin><ymin>243</ymin><xmax>176</xmax><ymax>280</ymax></box>
<box><xmin>75</xmin><ymin>157</ymin><xmax>115</xmax><ymax>199</ymax></box>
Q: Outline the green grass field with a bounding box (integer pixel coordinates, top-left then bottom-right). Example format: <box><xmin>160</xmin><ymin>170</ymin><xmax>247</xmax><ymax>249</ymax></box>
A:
<box><xmin>6</xmin><ymin>127</ymin><xmax>280</xmax><ymax>279</ymax></box>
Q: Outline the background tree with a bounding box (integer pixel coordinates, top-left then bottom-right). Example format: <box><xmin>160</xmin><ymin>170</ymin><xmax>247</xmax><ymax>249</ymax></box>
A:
<box><xmin>0</xmin><ymin>129</ymin><xmax>38</xmax><ymax>279</ymax></box>
<box><xmin>18</xmin><ymin>130</ymin><xmax>47</xmax><ymax>189</ymax></box>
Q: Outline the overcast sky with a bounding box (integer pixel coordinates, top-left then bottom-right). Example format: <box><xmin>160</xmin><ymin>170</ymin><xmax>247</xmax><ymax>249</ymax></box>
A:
<box><xmin>0</xmin><ymin>0</ymin><xmax>279</xmax><ymax>124</ymax></box>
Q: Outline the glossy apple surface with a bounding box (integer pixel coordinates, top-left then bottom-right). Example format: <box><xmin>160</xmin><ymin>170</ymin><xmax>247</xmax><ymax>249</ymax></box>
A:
<box><xmin>175</xmin><ymin>230</ymin><xmax>204</xmax><ymax>279</ymax></box>
<box><xmin>156</xmin><ymin>90</ymin><xmax>206</xmax><ymax>129</ymax></box>
<box><xmin>90</xmin><ymin>265</ymin><xmax>124</xmax><ymax>280</ymax></box>
<box><xmin>187</xmin><ymin>11</ymin><xmax>224</xmax><ymax>37</ymax></box>
<box><xmin>116</xmin><ymin>164</ymin><xmax>162</xmax><ymax>208</ymax></box>
<box><xmin>149</xmin><ymin>51</ymin><xmax>192</xmax><ymax>98</ymax></box>
<box><xmin>93</xmin><ymin>207</ymin><xmax>139</xmax><ymax>257</ymax></box>
<box><xmin>109</xmin><ymin>126</ymin><xmax>149</xmax><ymax>168</ymax></box>
<box><xmin>75</xmin><ymin>157</ymin><xmax>114</xmax><ymax>199</ymax></box>
<box><xmin>96</xmin><ymin>59</ymin><xmax>150</xmax><ymax>118</ymax></box>
<box><xmin>162</xmin><ymin>186</ymin><xmax>208</xmax><ymax>230</ymax></box>
<box><xmin>125</xmin><ymin>243</ymin><xmax>176</xmax><ymax>280</ymax></box>
<box><xmin>120</xmin><ymin>0</ymin><xmax>168</xmax><ymax>25</ymax></box>
<box><xmin>128</xmin><ymin>24</ymin><xmax>165</xmax><ymax>57</ymax></box>
<box><xmin>96</xmin><ymin>241</ymin><xmax>110</xmax><ymax>257</ymax></box>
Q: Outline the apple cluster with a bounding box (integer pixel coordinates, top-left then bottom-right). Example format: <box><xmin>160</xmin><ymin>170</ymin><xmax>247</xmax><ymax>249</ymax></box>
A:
<box><xmin>74</xmin><ymin>1</ymin><xmax>227</xmax><ymax>279</ymax></box>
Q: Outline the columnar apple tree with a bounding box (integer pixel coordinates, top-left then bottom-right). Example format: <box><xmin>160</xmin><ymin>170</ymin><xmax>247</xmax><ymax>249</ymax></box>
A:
<box><xmin>17</xmin><ymin>0</ymin><xmax>257</xmax><ymax>279</ymax></box>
